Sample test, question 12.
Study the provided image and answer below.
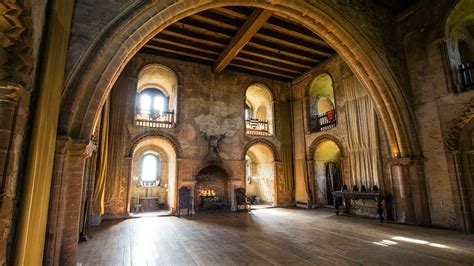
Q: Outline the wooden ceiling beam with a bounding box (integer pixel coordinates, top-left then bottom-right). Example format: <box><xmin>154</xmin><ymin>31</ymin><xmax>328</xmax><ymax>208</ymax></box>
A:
<box><xmin>229</xmin><ymin>60</ymin><xmax>296</xmax><ymax>79</ymax></box>
<box><xmin>174</xmin><ymin>21</ymin><xmax>234</xmax><ymax>40</ymax></box>
<box><xmin>234</xmin><ymin>54</ymin><xmax>305</xmax><ymax>74</ymax></box>
<box><xmin>140</xmin><ymin>47</ymin><xmax>214</xmax><ymax>66</ymax></box>
<box><xmin>163</xmin><ymin>27</ymin><xmax>228</xmax><ymax>46</ymax></box>
<box><xmin>239</xmin><ymin>49</ymin><xmax>314</xmax><ymax>69</ymax></box>
<box><xmin>244</xmin><ymin>43</ymin><xmax>319</xmax><ymax>64</ymax></box>
<box><xmin>255</xmin><ymin>30</ymin><xmax>334</xmax><ymax>57</ymax></box>
<box><xmin>144</xmin><ymin>43</ymin><xmax>217</xmax><ymax>61</ymax></box>
<box><xmin>152</xmin><ymin>34</ymin><xmax>224</xmax><ymax>54</ymax></box>
<box><xmin>213</xmin><ymin>8</ymin><xmax>273</xmax><ymax>73</ymax></box>
<box><xmin>226</xmin><ymin>65</ymin><xmax>292</xmax><ymax>82</ymax></box>
<box><xmin>149</xmin><ymin>39</ymin><xmax>221</xmax><ymax>55</ymax></box>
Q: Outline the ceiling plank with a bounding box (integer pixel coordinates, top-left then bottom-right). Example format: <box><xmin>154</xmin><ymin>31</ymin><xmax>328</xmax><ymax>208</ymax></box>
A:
<box><xmin>152</xmin><ymin>34</ymin><xmax>224</xmax><ymax>54</ymax></box>
<box><xmin>235</xmin><ymin>53</ymin><xmax>308</xmax><ymax>74</ymax></box>
<box><xmin>244</xmin><ymin>43</ymin><xmax>319</xmax><ymax>65</ymax></box>
<box><xmin>140</xmin><ymin>47</ymin><xmax>214</xmax><ymax>66</ymax></box>
<box><xmin>227</xmin><ymin>65</ymin><xmax>292</xmax><ymax>82</ymax></box>
<box><xmin>144</xmin><ymin>43</ymin><xmax>217</xmax><ymax>61</ymax></box>
<box><xmin>229</xmin><ymin>60</ymin><xmax>296</xmax><ymax>79</ymax></box>
<box><xmin>213</xmin><ymin>8</ymin><xmax>273</xmax><ymax>73</ymax></box>
<box><xmin>163</xmin><ymin>27</ymin><xmax>228</xmax><ymax>46</ymax></box>
<box><xmin>239</xmin><ymin>49</ymin><xmax>314</xmax><ymax>69</ymax></box>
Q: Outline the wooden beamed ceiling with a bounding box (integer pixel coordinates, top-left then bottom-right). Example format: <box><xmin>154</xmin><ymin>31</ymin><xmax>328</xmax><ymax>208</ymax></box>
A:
<box><xmin>140</xmin><ymin>6</ymin><xmax>336</xmax><ymax>81</ymax></box>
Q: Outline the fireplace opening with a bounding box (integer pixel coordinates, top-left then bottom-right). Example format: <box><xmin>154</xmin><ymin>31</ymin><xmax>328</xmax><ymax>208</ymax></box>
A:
<box><xmin>194</xmin><ymin>165</ymin><xmax>230</xmax><ymax>212</ymax></box>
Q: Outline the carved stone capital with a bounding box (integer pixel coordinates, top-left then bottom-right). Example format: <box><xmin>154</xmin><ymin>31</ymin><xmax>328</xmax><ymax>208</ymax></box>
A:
<box><xmin>55</xmin><ymin>136</ymin><xmax>92</xmax><ymax>158</ymax></box>
<box><xmin>0</xmin><ymin>84</ymin><xmax>23</xmax><ymax>103</ymax></box>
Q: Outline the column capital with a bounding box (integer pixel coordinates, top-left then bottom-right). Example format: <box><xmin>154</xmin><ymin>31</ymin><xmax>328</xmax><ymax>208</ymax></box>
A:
<box><xmin>389</xmin><ymin>156</ymin><xmax>424</xmax><ymax>166</ymax></box>
<box><xmin>0</xmin><ymin>85</ymin><xmax>25</xmax><ymax>101</ymax></box>
<box><xmin>55</xmin><ymin>136</ymin><xmax>95</xmax><ymax>158</ymax></box>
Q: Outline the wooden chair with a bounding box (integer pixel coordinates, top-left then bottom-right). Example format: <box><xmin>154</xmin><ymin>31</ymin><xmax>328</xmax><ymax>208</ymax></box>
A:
<box><xmin>177</xmin><ymin>186</ymin><xmax>192</xmax><ymax>217</ymax></box>
<box><xmin>235</xmin><ymin>188</ymin><xmax>251</xmax><ymax>212</ymax></box>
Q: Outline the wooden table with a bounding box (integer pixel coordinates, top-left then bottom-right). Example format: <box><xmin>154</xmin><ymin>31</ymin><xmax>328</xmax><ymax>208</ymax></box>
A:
<box><xmin>139</xmin><ymin>197</ymin><xmax>159</xmax><ymax>212</ymax></box>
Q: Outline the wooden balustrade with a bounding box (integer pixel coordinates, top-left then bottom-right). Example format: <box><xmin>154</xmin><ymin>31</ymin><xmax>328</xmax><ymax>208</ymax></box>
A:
<box><xmin>245</xmin><ymin>118</ymin><xmax>271</xmax><ymax>136</ymax></box>
<box><xmin>310</xmin><ymin>109</ymin><xmax>337</xmax><ymax>133</ymax></box>
<box><xmin>135</xmin><ymin>110</ymin><xmax>175</xmax><ymax>128</ymax></box>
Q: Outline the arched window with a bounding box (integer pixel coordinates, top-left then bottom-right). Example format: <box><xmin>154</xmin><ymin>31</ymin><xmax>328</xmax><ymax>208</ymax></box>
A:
<box><xmin>308</xmin><ymin>74</ymin><xmax>337</xmax><ymax>132</ymax></box>
<box><xmin>140</xmin><ymin>153</ymin><xmax>161</xmax><ymax>184</ymax></box>
<box><xmin>137</xmin><ymin>88</ymin><xmax>169</xmax><ymax>116</ymax></box>
<box><xmin>135</xmin><ymin>64</ymin><xmax>178</xmax><ymax>127</ymax></box>
<box><xmin>245</xmin><ymin>84</ymin><xmax>274</xmax><ymax>136</ymax></box>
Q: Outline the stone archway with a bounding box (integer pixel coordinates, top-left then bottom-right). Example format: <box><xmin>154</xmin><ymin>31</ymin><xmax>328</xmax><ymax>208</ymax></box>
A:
<box><xmin>45</xmin><ymin>1</ymin><xmax>429</xmax><ymax>263</ymax></box>
<box><xmin>60</xmin><ymin>0</ymin><xmax>419</xmax><ymax>159</ymax></box>
<box><xmin>242</xmin><ymin>138</ymin><xmax>280</xmax><ymax>162</ymax></box>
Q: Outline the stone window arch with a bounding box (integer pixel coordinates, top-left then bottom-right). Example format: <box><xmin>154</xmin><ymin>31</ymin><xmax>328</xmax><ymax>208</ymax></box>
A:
<box><xmin>140</xmin><ymin>152</ymin><xmax>161</xmax><ymax>184</ymax></box>
<box><xmin>307</xmin><ymin>74</ymin><xmax>337</xmax><ymax>132</ymax></box>
<box><xmin>244</xmin><ymin>83</ymin><xmax>274</xmax><ymax>136</ymax></box>
<box><xmin>444</xmin><ymin>0</ymin><xmax>474</xmax><ymax>92</ymax></box>
<box><xmin>135</xmin><ymin>64</ymin><xmax>178</xmax><ymax>127</ymax></box>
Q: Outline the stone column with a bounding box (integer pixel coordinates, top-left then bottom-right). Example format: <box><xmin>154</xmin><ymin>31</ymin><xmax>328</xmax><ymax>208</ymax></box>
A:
<box><xmin>45</xmin><ymin>137</ymin><xmax>94</xmax><ymax>266</ymax></box>
<box><xmin>306</xmin><ymin>160</ymin><xmax>316</xmax><ymax>207</ymax></box>
<box><xmin>448</xmin><ymin>151</ymin><xmax>472</xmax><ymax>232</ymax></box>
<box><xmin>0</xmin><ymin>86</ymin><xmax>29</xmax><ymax>264</ymax></box>
<box><xmin>390</xmin><ymin>157</ymin><xmax>430</xmax><ymax>225</ymax></box>
<box><xmin>123</xmin><ymin>157</ymin><xmax>132</xmax><ymax>214</ymax></box>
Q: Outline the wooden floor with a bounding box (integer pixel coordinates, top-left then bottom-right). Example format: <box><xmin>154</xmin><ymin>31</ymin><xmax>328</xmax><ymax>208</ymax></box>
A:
<box><xmin>77</xmin><ymin>208</ymin><xmax>474</xmax><ymax>265</ymax></box>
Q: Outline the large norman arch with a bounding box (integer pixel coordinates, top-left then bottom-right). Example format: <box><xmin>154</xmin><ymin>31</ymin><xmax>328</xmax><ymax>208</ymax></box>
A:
<box><xmin>60</xmin><ymin>0</ymin><xmax>420</xmax><ymax>159</ymax></box>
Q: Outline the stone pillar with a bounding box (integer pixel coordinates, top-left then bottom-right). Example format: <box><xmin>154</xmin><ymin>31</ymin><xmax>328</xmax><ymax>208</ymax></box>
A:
<box><xmin>390</xmin><ymin>157</ymin><xmax>430</xmax><ymax>225</ymax></box>
<box><xmin>123</xmin><ymin>157</ymin><xmax>132</xmax><ymax>214</ymax></box>
<box><xmin>448</xmin><ymin>151</ymin><xmax>472</xmax><ymax>232</ymax></box>
<box><xmin>45</xmin><ymin>137</ymin><xmax>93</xmax><ymax>266</ymax></box>
<box><xmin>306</xmin><ymin>160</ymin><xmax>316</xmax><ymax>207</ymax></box>
<box><xmin>0</xmin><ymin>86</ymin><xmax>29</xmax><ymax>265</ymax></box>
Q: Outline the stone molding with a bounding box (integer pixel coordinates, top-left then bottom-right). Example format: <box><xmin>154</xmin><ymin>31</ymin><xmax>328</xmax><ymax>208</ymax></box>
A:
<box><xmin>444</xmin><ymin>97</ymin><xmax>474</xmax><ymax>151</ymax></box>
<box><xmin>192</xmin><ymin>159</ymin><xmax>235</xmax><ymax>180</ymax></box>
<box><xmin>126</xmin><ymin>130</ymin><xmax>182</xmax><ymax>158</ymax></box>
<box><xmin>307</xmin><ymin>134</ymin><xmax>346</xmax><ymax>158</ymax></box>
<box><xmin>55</xmin><ymin>136</ymin><xmax>91</xmax><ymax>158</ymax></box>
<box><xmin>241</xmin><ymin>138</ymin><xmax>281</xmax><ymax>162</ymax></box>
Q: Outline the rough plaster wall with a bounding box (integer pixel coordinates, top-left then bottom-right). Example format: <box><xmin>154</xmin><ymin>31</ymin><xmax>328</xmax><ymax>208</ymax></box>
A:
<box><xmin>396</xmin><ymin>0</ymin><xmax>474</xmax><ymax>228</ymax></box>
<box><xmin>102</xmin><ymin>53</ymin><xmax>289</xmax><ymax>215</ymax></box>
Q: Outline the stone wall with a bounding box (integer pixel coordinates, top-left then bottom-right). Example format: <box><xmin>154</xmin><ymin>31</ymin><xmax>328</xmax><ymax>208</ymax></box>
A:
<box><xmin>396</xmin><ymin>0</ymin><xmax>473</xmax><ymax>229</ymax></box>
<box><xmin>99</xmin><ymin>52</ymin><xmax>291</xmax><ymax>216</ymax></box>
<box><xmin>291</xmin><ymin>55</ymin><xmax>392</xmax><ymax>209</ymax></box>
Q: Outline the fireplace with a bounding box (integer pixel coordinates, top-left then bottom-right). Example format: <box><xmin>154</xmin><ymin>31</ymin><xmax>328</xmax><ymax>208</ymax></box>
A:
<box><xmin>195</xmin><ymin>165</ymin><xmax>230</xmax><ymax>212</ymax></box>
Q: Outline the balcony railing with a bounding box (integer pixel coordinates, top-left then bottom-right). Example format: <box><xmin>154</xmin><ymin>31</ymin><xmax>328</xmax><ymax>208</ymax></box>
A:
<box><xmin>245</xmin><ymin>118</ymin><xmax>271</xmax><ymax>136</ymax></box>
<box><xmin>135</xmin><ymin>110</ymin><xmax>175</xmax><ymax>128</ymax></box>
<box><xmin>310</xmin><ymin>110</ymin><xmax>337</xmax><ymax>133</ymax></box>
<box><xmin>460</xmin><ymin>62</ymin><xmax>474</xmax><ymax>92</ymax></box>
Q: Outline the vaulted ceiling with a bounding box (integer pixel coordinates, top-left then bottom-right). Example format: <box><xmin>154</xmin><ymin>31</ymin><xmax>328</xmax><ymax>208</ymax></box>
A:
<box><xmin>140</xmin><ymin>6</ymin><xmax>336</xmax><ymax>82</ymax></box>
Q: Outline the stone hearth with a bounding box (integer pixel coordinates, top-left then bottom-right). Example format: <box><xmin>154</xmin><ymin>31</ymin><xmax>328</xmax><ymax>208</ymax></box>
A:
<box><xmin>194</xmin><ymin>165</ymin><xmax>230</xmax><ymax>212</ymax></box>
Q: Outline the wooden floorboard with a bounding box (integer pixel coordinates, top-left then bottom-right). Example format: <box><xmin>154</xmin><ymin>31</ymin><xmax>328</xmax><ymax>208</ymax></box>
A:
<box><xmin>77</xmin><ymin>208</ymin><xmax>474</xmax><ymax>265</ymax></box>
